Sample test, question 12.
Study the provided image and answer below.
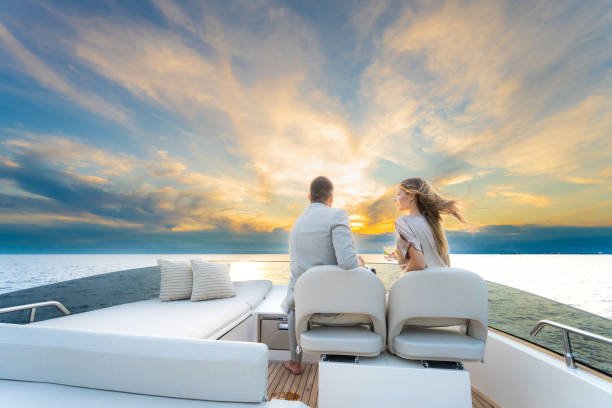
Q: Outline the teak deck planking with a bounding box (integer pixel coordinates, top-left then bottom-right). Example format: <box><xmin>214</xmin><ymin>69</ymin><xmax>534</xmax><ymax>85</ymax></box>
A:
<box><xmin>267</xmin><ymin>361</ymin><xmax>498</xmax><ymax>408</ymax></box>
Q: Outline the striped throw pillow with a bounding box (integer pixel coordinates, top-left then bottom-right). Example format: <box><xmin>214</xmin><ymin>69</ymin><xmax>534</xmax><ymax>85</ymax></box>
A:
<box><xmin>190</xmin><ymin>260</ymin><xmax>236</xmax><ymax>301</ymax></box>
<box><xmin>158</xmin><ymin>259</ymin><xmax>193</xmax><ymax>301</ymax></box>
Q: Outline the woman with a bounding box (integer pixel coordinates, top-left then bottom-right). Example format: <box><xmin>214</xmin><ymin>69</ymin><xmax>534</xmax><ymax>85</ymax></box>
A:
<box><xmin>394</xmin><ymin>177</ymin><xmax>464</xmax><ymax>271</ymax></box>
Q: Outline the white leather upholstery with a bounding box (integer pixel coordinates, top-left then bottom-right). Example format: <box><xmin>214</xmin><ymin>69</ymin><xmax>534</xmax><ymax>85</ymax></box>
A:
<box><xmin>0</xmin><ymin>323</ymin><xmax>268</xmax><ymax>403</ymax></box>
<box><xmin>34</xmin><ymin>280</ymin><xmax>272</xmax><ymax>339</ymax></box>
<box><xmin>393</xmin><ymin>327</ymin><xmax>486</xmax><ymax>361</ymax></box>
<box><xmin>300</xmin><ymin>326</ymin><xmax>383</xmax><ymax>356</ymax></box>
<box><xmin>387</xmin><ymin>267</ymin><xmax>488</xmax><ymax>362</ymax></box>
<box><xmin>233</xmin><ymin>280</ymin><xmax>274</xmax><ymax>308</ymax></box>
<box><xmin>295</xmin><ymin>265</ymin><xmax>386</xmax><ymax>356</ymax></box>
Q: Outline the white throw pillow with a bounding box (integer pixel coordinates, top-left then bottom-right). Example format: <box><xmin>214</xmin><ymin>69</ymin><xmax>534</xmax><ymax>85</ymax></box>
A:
<box><xmin>158</xmin><ymin>259</ymin><xmax>193</xmax><ymax>301</ymax></box>
<box><xmin>190</xmin><ymin>260</ymin><xmax>236</xmax><ymax>301</ymax></box>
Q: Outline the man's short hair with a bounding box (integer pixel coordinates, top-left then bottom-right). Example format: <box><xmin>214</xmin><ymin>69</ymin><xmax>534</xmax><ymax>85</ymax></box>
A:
<box><xmin>310</xmin><ymin>176</ymin><xmax>333</xmax><ymax>203</ymax></box>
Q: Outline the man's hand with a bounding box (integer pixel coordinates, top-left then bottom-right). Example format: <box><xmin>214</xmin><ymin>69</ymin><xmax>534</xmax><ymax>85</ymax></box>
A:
<box><xmin>358</xmin><ymin>255</ymin><xmax>366</xmax><ymax>267</ymax></box>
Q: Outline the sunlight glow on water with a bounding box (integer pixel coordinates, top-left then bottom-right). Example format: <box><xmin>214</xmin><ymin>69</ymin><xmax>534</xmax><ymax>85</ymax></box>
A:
<box><xmin>228</xmin><ymin>261</ymin><xmax>268</xmax><ymax>281</ymax></box>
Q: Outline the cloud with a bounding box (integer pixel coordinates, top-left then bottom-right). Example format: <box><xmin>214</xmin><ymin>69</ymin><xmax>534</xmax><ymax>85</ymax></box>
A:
<box><xmin>348</xmin><ymin>188</ymin><xmax>397</xmax><ymax>234</ymax></box>
<box><xmin>564</xmin><ymin>177</ymin><xmax>606</xmax><ymax>185</ymax></box>
<box><xmin>352</xmin><ymin>0</ymin><xmax>392</xmax><ymax>45</ymax></box>
<box><xmin>486</xmin><ymin>187</ymin><xmax>551</xmax><ymax>208</ymax></box>
<box><xmin>0</xmin><ymin>210</ymin><xmax>141</xmax><ymax>229</ymax></box>
<box><xmin>64</xmin><ymin>171</ymin><xmax>109</xmax><ymax>185</ymax></box>
<box><xmin>59</xmin><ymin>3</ymin><xmax>391</xmax><ymax>212</ymax></box>
<box><xmin>436</xmin><ymin>173</ymin><xmax>475</xmax><ymax>186</ymax></box>
<box><xmin>479</xmin><ymin>95</ymin><xmax>612</xmax><ymax>176</ymax></box>
<box><xmin>149</xmin><ymin>150</ymin><xmax>187</xmax><ymax>178</ymax></box>
<box><xmin>2</xmin><ymin>133</ymin><xmax>135</xmax><ymax>176</ymax></box>
<box><xmin>434</xmin><ymin>170</ymin><xmax>493</xmax><ymax>187</ymax></box>
<box><xmin>0</xmin><ymin>132</ymin><xmax>290</xmax><ymax>232</ymax></box>
<box><xmin>1</xmin><ymin>158</ymin><xmax>20</xmax><ymax>168</ymax></box>
<box><xmin>0</xmin><ymin>22</ymin><xmax>128</xmax><ymax>125</ymax></box>
<box><xmin>0</xmin><ymin>0</ymin><xmax>610</xmax><ymax>235</ymax></box>
<box><xmin>360</xmin><ymin>0</ymin><xmax>611</xmax><ymax>181</ymax></box>
<box><xmin>152</xmin><ymin>0</ymin><xmax>197</xmax><ymax>33</ymax></box>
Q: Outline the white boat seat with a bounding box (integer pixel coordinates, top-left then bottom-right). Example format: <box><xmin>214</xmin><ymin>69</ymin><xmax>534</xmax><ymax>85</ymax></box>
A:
<box><xmin>300</xmin><ymin>326</ymin><xmax>383</xmax><ymax>356</ymax></box>
<box><xmin>387</xmin><ymin>267</ymin><xmax>488</xmax><ymax>363</ymax></box>
<box><xmin>295</xmin><ymin>265</ymin><xmax>386</xmax><ymax>357</ymax></box>
<box><xmin>393</xmin><ymin>327</ymin><xmax>486</xmax><ymax>361</ymax></box>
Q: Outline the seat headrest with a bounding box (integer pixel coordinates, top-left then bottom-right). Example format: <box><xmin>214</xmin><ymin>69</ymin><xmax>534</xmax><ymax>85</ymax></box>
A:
<box><xmin>388</xmin><ymin>267</ymin><xmax>488</xmax><ymax>319</ymax></box>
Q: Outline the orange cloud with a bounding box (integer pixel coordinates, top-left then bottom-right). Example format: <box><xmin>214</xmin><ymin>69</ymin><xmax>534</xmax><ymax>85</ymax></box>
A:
<box><xmin>564</xmin><ymin>177</ymin><xmax>605</xmax><ymax>185</ymax></box>
<box><xmin>486</xmin><ymin>187</ymin><xmax>551</xmax><ymax>208</ymax></box>
<box><xmin>1</xmin><ymin>158</ymin><xmax>20</xmax><ymax>168</ymax></box>
<box><xmin>64</xmin><ymin>172</ymin><xmax>109</xmax><ymax>185</ymax></box>
<box><xmin>436</xmin><ymin>173</ymin><xmax>475</xmax><ymax>186</ymax></box>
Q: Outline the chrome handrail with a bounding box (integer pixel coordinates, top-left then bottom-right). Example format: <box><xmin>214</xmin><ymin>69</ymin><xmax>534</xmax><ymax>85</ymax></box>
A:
<box><xmin>0</xmin><ymin>301</ymin><xmax>71</xmax><ymax>323</ymax></box>
<box><xmin>529</xmin><ymin>319</ymin><xmax>612</xmax><ymax>369</ymax></box>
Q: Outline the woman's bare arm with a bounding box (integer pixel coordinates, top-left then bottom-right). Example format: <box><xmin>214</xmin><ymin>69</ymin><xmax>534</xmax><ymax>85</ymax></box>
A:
<box><xmin>404</xmin><ymin>245</ymin><xmax>426</xmax><ymax>271</ymax></box>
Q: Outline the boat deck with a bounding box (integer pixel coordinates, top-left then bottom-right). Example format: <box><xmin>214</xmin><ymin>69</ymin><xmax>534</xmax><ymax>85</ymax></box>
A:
<box><xmin>267</xmin><ymin>361</ymin><xmax>498</xmax><ymax>408</ymax></box>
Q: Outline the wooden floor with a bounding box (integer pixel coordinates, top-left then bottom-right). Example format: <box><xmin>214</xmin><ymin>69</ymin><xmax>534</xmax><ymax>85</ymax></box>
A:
<box><xmin>267</xmin><ymin>362</ymin><xmax>499</xmax><ymax>408</ymax></box>
<box><xmin>268</xmin><ymin>361</ymin><xmax>319</xmax><ymax>407</ymax></box>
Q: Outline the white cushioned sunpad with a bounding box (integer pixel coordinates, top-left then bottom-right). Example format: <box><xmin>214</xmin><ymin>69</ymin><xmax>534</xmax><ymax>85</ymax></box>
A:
<box><xmin>0</xmin><ymin>380</ymin><xmax>308</xmax><ymax>407</ymax></box>
<box><xmin>0</xmin><ymin>324</ymin><xmax>268</xmax><ymax>403</ymax></box>
<box><xmin>232</xmin><ymin>280</ymin><xmax>273</xmax><ymax>308</ymax></box>
<box><xmin>34</xmin><ymin>280</ymin><xmax>272</xmax><ymax>339</ymax></box>
<box><xmin>300</xmin><ymin>326</ymin><xmax>383</xmax><ymax>356</ymax></box>
<box><xmin>393</xmin><ymin>327</ymin><xmax>485</xmax><ymax>361</ymax></box>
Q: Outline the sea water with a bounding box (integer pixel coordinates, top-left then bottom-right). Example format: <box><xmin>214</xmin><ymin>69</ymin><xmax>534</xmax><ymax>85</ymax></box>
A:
<box><xmin>0</xmin><ymin>254</ymin><xmax>609</xmax><ymax>319</ymax></box>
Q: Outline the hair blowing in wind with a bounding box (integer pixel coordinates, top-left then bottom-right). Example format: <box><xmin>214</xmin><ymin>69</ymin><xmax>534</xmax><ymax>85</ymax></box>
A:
<box><xmin>399</xmin><ymin>178</ymin><xmax>465</xmax><ymax>265</ymax></box>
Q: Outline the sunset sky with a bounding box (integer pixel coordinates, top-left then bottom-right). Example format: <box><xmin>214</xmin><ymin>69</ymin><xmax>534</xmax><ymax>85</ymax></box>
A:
<box><xmin>0</xmin><ymin>1</ymin><xmax>610</xmax><ymax>252</ymax></box>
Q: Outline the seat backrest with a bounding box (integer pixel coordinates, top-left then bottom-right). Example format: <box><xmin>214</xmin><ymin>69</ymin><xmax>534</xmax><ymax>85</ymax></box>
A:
<box><xmin>295</xmin><ymin>265</ymin><xmax>387</xmax><ymax>348</ymax></box>
<box><xmin>0</xmin><ymin>323</ymin><xmax>268</xmax><ymax>403</ymax></box>
<box><xmin>387</xmin><ymin>267</ymin><xmax>488</xmax><ymax>354</ymax></box>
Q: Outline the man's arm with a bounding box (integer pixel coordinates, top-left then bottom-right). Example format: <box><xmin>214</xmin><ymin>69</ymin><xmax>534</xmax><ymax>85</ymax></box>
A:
<box><xmin>331</xmin><ymin>210</ymin><xmax>361</xmax><ymax>269</ymax></box>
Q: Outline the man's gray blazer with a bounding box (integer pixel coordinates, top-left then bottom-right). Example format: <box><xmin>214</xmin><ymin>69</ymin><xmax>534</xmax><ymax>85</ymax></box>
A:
<box><xmin>280</xmin><ymin>202</ymin><xmax>360</xmax><ymax>313</ymax></box>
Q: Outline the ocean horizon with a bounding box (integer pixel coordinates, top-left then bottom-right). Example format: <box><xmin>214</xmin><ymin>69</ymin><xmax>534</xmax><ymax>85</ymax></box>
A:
<box><xmin>1</xmin><ymin>253</ymin><xmax>610</xmax><ymax>320</ymax></box>
<box><xmin>2</xmin><ymin>226</ymin><xmax>611</xmax><ymax>255</ymax></box>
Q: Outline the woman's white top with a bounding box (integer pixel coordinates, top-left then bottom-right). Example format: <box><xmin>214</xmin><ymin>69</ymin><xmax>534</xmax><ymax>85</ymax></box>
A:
<box><xmin>395</xmin><ymin>214</ymin><xmax>447</xmax><ymax>269</ymax></box>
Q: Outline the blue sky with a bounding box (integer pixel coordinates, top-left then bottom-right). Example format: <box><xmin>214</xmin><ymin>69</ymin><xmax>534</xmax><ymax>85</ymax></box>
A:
<box><xmin>0</xmin><ymin>0</ymin><xmax>610</xmax><ymax>252</ymax></box>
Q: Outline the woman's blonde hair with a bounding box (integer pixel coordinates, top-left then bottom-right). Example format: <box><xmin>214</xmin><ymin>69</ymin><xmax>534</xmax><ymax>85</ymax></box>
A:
<box><xmin>399</xmin><ymin>178</ymin><xmax>465</xmax><ymax>265</ymax></box>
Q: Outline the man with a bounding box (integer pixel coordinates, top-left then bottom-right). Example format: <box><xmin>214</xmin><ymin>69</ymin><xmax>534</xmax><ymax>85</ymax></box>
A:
<box><xmin>280</xmin><ymin>176</ymin><xmax>365</xmax><ymax>375</ymax></box>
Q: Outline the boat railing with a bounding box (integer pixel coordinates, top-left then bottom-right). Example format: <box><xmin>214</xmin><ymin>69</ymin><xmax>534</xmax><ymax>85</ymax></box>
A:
<box><xmin>529</xmin><ymin>319</ymin><xmax>612</xmax><ymax>369</ymax></box>
<box><xmin>0</xmin><ymin>301</ymin><xmax>71</xmax><ymax>323</ymax></box>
